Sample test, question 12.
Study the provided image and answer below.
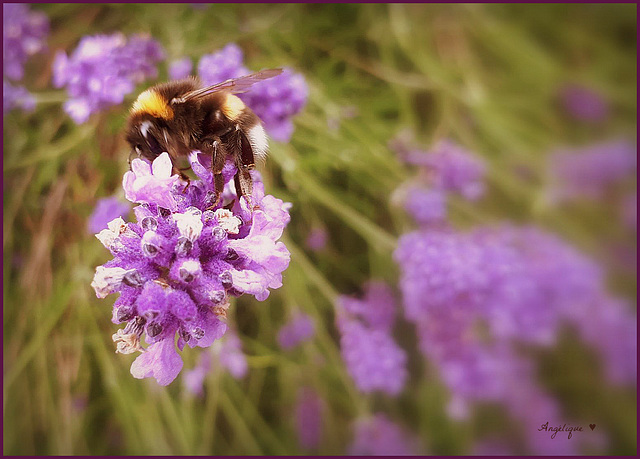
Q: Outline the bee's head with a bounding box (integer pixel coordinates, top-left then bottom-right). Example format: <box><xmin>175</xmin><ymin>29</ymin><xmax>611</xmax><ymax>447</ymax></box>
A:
<box><xmin>126</xmin><ymin>87</ymin><xmax>179</xmax><ymax>162</ymax></box>
<box><xmin>125</xmin><ymin>115</ymin><xmax>169</xmax><ymax>162</ymax></box>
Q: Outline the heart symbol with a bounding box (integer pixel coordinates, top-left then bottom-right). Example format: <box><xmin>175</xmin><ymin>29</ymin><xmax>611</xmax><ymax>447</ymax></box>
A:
<box><xmin>589</xmin><ymin>424</ymin><xmax>596</xmax><ymax>431</ymax></box>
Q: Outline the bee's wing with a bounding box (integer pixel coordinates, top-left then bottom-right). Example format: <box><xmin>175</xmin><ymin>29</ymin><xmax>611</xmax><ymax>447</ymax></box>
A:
<box><xmin>175</xmin><ymin>68</ymin><xmax>283</xmax><ymax>103</ymax></box>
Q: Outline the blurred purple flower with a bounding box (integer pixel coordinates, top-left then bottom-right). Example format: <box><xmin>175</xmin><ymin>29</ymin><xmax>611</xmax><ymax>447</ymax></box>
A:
<box><xmin>198</xmin><ymin>43</ymin><xmax>248</xmax><ymax>85</ymax></box>
<box><xmin>197</xmin><ymin>43</ymin><xmax>308</xmax><ymax>141</ymax></box>
<box><xmin>560</xmin><ymin>84</ymin><xmax>610</xmax><ymax>123</ymax></box>
<box><xmin>397</xmin><ymin>139</ymin><xmax>486</xmax><ymax>200</ymax></box>
<box><xmin>403</xmin><ymin>186</ymin><xmax>447</xmax><ymax>225</ymax></box>
<box><xmin>3</xmin><ymin>3</ymin><xmax>49</xmax><ymax>81</ymax></box>
<box><xmin>3</xmin><ymin>80</ymin><xmax>35</xmax><ymax>116</ymax></box>
<box><xmin>92</xmin><ymin>152</ymin><xmax>290</xmax><ymax>385</ymax></box>
<box><xmin>305</xmin><ymin>227</ymin><xmax>328</xmax><ymax>251</ymax></box>
<box><xmin>53</xmin><ymin>33</ymin><xmax>164</xmax><ymax>123</ymax></box>
<box><xmin>394</xmin><ymin>224</ymin><xmax>636</xmax><ymax>454</ymax></box>
<box><xmin>548</xmin><ymin>139</ymin><xmax>637</xmax><ymax>203</ymax></box>
<box><xmin>348</xmin><ymin>414</ymin><xmax>419</xmax><ymax>456</ymax></box>
<box><xmin>242</xmin><ymin>69</ymin><xmax>309</xmax><ymax>142</ymax></box>
<box><xmin>183</xmin><ymin>350</ymin><xmax>211</xmax><ymax>397</ymax></box>
<box><xmin>168</xmin><ymin>57</ymin><xmax>193</xmax><ymax>80</ymax></box>
<box><xmin>278</xmin><ymin>313</ymin><xmax>316</xmax><ymax>350</ymax></box>
<box><xmin>88</xmin><ymin>196</ymin><xmax>130</xmax><ymax>234</ymax></box>
<box><xmin>337</xmin><ymin>282</ymin><xmax>407</xmax><ymax>395</ymax></box>
<box><xmin>295</xmin><ymin>387</ymin><xmax>324</xmax><ymax>450</ymax></box>
<box><xmin>183</xmin><ymin>329</ymin><xmax>248</xmax><ymax>395</ymax></box>
<box><xmin>217</xmin><ymin>330</ymin><xmax>248</xmax><ymax>379</ymax></box>
<box><xmin>339</xmin><ymin>281</ymin><xmax>396</xmax><ymax>331</ymax></box>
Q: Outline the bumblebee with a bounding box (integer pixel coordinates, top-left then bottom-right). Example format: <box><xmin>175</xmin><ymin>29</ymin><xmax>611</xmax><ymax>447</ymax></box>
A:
<box><xmin>125</xmin><ymin>68</ymin><xmax>283</xmax><ymax>207</ymax></box>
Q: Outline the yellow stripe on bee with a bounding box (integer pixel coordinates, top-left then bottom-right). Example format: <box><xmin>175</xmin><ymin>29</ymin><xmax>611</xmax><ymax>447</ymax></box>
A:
<box><xmin>221</xmin><ymin>93</ymin><xmax>245</xmax><ymax>120</ymax></box>
<box><xmin>131</xmin><ymin>89</ymin><xmax>174</xmax><ymax>120</ymax></box>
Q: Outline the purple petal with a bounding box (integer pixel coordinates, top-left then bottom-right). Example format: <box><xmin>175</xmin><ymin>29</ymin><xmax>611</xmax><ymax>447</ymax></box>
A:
<box><xmin>130</xmin><ymin>337</ymin><xmax>183</xmax><ymax>386</ymax></box>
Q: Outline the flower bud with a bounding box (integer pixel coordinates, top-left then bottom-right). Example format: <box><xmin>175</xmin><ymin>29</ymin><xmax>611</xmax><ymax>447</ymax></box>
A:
<box><xmin>214</xmin><ymin>208</ymin><xmax>242</xmax><ymax>234</ymax></box>
<box><xmin>177</xmin><ymin>259</ymin><xmax>202</xmax><ymax>284</ymax></box>
<box><xmin>141</xmin><ymin>215</ymin><xmax>158</xmax><ymax>231</ymax></box>
<box><xmin>173</xmin><ymin>206</ymin><xmax>203</xmax><ymax>241</ymax></box>
<box><xmin>96</xmin><ymin>217</ymin><xmax>130</xmax><ymax>248</ymax></box>
<box><xmin>91</xmin><ymin>266</ymin><xmax>128</xmax><ymax>298</ymax></box>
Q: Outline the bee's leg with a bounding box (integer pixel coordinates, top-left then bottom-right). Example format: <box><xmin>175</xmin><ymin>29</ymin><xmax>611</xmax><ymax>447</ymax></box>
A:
<box><xmin>235</xmin><ymin>128</ymin><xmax>257</xmax><ymax>210</ymax></box>
<box><xmin>204</xmin><ymin>138</ymin><xmax>227</xmax><ymax>210</ymax></box>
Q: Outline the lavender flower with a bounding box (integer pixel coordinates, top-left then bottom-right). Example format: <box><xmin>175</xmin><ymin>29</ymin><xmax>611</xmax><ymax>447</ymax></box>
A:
<box><xmin>242</xmin><ymin>69</ymin><xmax>309</xmax><ymax>142</ymax></box>
<box><xmin>397</xmin><ymin>139</ymin><xmax>486</xmax><ymax>200</ymax></box>
<box><xmin>183</xmin><ymin>350</ymin><xmax>211</xmax><ymax>397</ymax></box>
<box><xmin>394</xmin><ymin>224</ymin><xmax>636</xmax><ymax>453</ymax></box>
<box><xmin>548</xmin><ymin>139</ymin><xmax>637</xmax><ymax>203</ymax></box>
<box><xmin>92</xmin><ymin>152</ymin><xmax>290</xmax><ymax>385</ymax></box>
<box><xmin>168</xmin><ymin>57</ymin><xmax>193</xmax><ymax>80</ymax></box>
<box><xmin>337</xmin><ymin>282</ymin><xmax>407</xmax><ymax>395</ymax></box>
<box><xmin>122</xmin><ymin>152</ymin><xmax>180</xmax><ymax>211</ymax></box>
<box><xmin>3</xmin><ymin>3</ymin><xmax>49</xmax><ymax>82</ymax></box>
<box><xmin>402</xmin><ymin>186</ymin><xmax>447</xmax><ymax>225</ymax></box>
<box><xmin>88</xmin><ymin>196</ymin><xmax>130</xmax><ymax>234</ymax></box>
<box><xmin>295</xmin><ymin>387</ymin><xmax>324</xmax><ymax>450</ymax></box>
<box><xmin>278</xmin><ymin>313</ymin><xmax>316</xmax><ymax>350</ymax></box>
<box><xmin>560</xmin><ymin>84</ymin><xmax>610</xmax><ymax>123</ymax></box>
<box><xmin>305</xmin><ymin>227</ymin><xmax>328</xmax><ymax>252</ymax></box>
<box><xmin>348</xmin><ymin>414</ymin><xmax>419</xmax><ymax>456</ymax></box>
<box><xmin>183</xmin><ymin>329</ymin><xmax>248</xmax><ymax>395</ymax></box>
<box><xmin>216</xmin><ymin>330</ymin><xmax>249</xmax><ymax>379</ymax></box>
<box><xmin>53</xmin><ymin>33</ymin><xmax>164</xmax><ymax>123</ymax></box>
<box><xmin>198</xmin><ymin>44</ymin><xmax>308</xmax><ymax>141</ymax></box>
<box><xmin>3</xmin><ymin>80</ymin><xmax>35</xmax><ymax>115</ymax></box>
<box><xmin>3</xmin><ymin>4</ymin><xmax>48</xmax><ymax>116</ymax></box>
<box><xmin>198</xmin><ymin>43</ymin><xmax>248</xmax><ymax>85</ymax></box>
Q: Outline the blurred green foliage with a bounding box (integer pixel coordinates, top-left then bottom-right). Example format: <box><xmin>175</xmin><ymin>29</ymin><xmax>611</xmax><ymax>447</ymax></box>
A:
<box><xmin>3</xmin><ymin>3</ymin><xmax>636</xmax><ymax>455</ymax></box>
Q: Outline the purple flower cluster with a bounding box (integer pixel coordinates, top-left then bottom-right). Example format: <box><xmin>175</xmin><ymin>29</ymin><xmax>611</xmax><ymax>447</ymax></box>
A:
<box><xmin>3</xmin><ymin>3</ymin><xmax>49</xmax><ymax>81</ymax></box>
<box><xmin>392</xmin><ymin>138</ymin><xmax>486</xmax><ymax>226</ymax></box>
<box><xmin>394</xmin><ymin>225</ymin><xmax>636</xmax><ymax>453</ymax></box>
<box><xmin>400</xmin><ymin>139</ymin><xmax>486</xmax><ymax>201</ymax></box>
<box><xmin>3</xmin><ymin>3</ymin><xmax>48</xmax><ymax>116</ymax></box>
<box><xmin>53</xmin><ymin>33</ymin><xmax>164</xmax><ymax>123</ymax></box>
<box><xmin>92</xmin><ymin>151</ymin><xmax>290</xmax><ymax>385</ymax></box>
<box><xmin>560</xmin><ymin>84</ymin><xmax>610</xmax><ymax>123</ymax></box>
<box><xmin>168</xmin><ymin>57</ymin><xmax>193</xmax><ymax>80</ymax></box>
<box><xmin>548</xmin><ymin>139</ymin><xmax>637</xmax><ymax>203</ymax></box>
<box><xmin>3</xmin><ymin>80</ymin><xmax>36</xmax><ymax>115</ymax></box>
<box><xmin>348</xmin><ymin>414</ymin><xmax>419</xmax><ymax>456</ymax></box>
<box><xmin>217</xmin><ymin>329</ymin><xmax>249</xmax><ymax>379</ymax></box>
<box><xmin>336</xmin><ymin>282</ymin><xmax>407</xmax><ymax>396</ymax></box>
<box><xmin>88</xmin><ymin>196</ymin><xmax>130</xmax><ymax>234</ymax></box>
<box><xmin>183</xmin><ymin>328</ymin><xmax>248</xmax><ymax>395</ymax></box>
<box><xmin>295</xmin><ymin>387</ymin><xmax>324</xmax><ymax>450</ymax></box>
<box><xmin>197</xmin><ymin>43</ymin><xmax>308</xmax><ymax>142</ymax></box>
<box><xmin>198</xmin><ymin>43</ymin><xmax>246</xmax><ymax>85</ymax></box>
<box><xmin>277</xmin><ymin>312</ymin><xmax>316</xmax><ymax>350</ymax></box>
<box><xmin>402</xmin><ymin>187</ymin><xmax>447</xmax><ymax>225</ymax></box>
<box><xmin>305</xmin><ymin>227</ymin><xmax>328</xmax><ymax>252</ymax></box>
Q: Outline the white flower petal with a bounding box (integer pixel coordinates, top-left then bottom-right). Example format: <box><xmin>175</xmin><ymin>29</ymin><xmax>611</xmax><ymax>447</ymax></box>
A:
<box><xmin>152</xmin><ymin>152</ymin><xmax>174</xmax><ymax>178</ymax></box>
<box><xmin>130</xmin><ymin>157</ymin><xmax>151</xmax><ymax>177</ymax></box>
<box><xmin>214</xmin><ymin>208</ymin><xmax>242</xmax><ymax>235</ymax></box>
<box><xmin>172</xmin><ymin>207</ymin><xmax>203</xmax><ymax>241</ymax></box>
<box><xmin>91</xmin><ymin>266</ymin><xmax>128</xmax><ymax>298</ymax></box>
